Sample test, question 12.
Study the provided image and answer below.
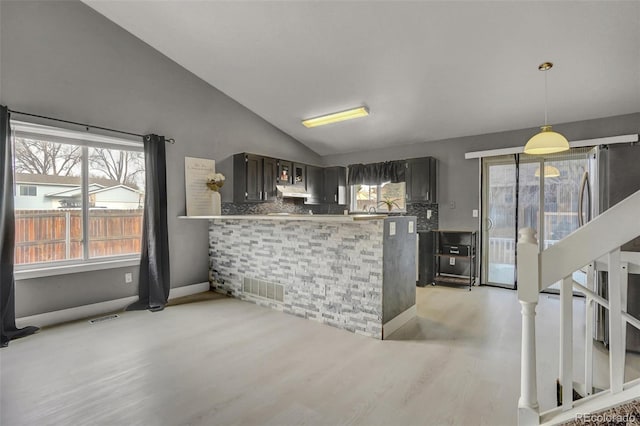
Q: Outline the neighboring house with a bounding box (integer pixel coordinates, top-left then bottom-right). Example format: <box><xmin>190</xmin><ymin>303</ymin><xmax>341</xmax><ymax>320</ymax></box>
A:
<box><xmin>14</xmin><ymin>173</ymin><xmax>143</xmax><ymax>210</ymax></box>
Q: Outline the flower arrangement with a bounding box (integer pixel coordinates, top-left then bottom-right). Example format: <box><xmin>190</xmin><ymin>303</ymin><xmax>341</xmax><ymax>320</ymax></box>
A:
<box><xmin>378</xmin><ymin>197</ymin><xmax>402</xmax><ymax>212</ymax></box>
<box><xmin>206</xmin><ymin>172</ymin><xmax>225</xmax><ymax>192</ymax></box>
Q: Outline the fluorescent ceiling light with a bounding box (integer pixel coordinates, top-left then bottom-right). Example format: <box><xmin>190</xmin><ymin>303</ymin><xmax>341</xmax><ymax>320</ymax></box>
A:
<box><xmin>302</xmin><ymin>107</ymin><xmax>369</xmax><ymax>128</ymax></box>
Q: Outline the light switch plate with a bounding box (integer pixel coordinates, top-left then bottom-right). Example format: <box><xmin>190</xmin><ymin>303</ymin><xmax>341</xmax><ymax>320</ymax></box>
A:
<box><xmin>427</xmin><ymin>210</ymin><xmax>432</xmax><ymax>219</ymax></box>
<box><xmin>472</xmin><ymin>209</ymin><xmax>479</xmax><ymax>218</ymax></box>
<box><xmin>408</xmin><ymin>221</ymin><xmax>414</xmax><ymax>234</ymax></box>
<box><xmin>449</xmin><ymin>257</ymin><xmax>456</xmax><ymax>266</ymax></box>
<box><xmin>389</xmin><ymin>222</ymin><xmax>396</xmax><ymax>236</ymax></box>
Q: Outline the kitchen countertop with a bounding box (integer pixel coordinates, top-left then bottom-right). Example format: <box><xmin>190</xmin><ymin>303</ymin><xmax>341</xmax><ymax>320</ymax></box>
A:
<box><xmin>178</xmin><ymin>214</ymin><xmax>388</xmax><ymax>222</ymax></box>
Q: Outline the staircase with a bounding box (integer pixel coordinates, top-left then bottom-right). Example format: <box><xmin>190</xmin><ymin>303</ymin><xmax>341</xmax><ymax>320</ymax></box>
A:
<box><xmin>517</xmin><ymin>189</ymin><xmax>640</xmax><ymax>425</ymax></box>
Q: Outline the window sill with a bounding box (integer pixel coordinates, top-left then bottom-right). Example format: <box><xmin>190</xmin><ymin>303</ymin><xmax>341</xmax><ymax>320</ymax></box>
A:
<box><xmin>15</xmin><ymin>257</ymin><xmax>140</xmax><ymax>280</ymax></box>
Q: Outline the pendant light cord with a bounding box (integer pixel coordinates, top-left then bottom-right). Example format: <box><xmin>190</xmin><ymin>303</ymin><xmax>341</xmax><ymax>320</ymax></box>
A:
<box><xmin>544</xmin><ymin>69</ymin><xmax>548</xmax><ymax>126</ymax></box>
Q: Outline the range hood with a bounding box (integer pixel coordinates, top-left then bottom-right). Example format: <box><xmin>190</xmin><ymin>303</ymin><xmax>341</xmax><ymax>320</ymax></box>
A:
<box><xmin>276</xmin><ymin>185</ymin><xmax>311</xmax><ymax>198</ymax></box>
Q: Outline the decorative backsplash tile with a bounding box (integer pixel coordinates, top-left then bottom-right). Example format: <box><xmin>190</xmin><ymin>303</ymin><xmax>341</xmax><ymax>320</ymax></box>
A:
<box><xmin>221</xmin><ymin>198</ymin><xmax>438</xmax><ymax>231</ymax></box>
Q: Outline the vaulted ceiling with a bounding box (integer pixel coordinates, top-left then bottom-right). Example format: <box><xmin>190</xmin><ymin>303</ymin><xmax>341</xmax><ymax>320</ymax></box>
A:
<box><xmin>83</xmin><ymin>1</ymin><xmax>640</xmax><ymax>156</ymax></box>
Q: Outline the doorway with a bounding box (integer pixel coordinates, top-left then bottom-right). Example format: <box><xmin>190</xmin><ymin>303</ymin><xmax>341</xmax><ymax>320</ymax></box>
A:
<box><xmin>481</xmin><ymin>148</ymin><xmax>593</xmax><ymax>289</ymax></box>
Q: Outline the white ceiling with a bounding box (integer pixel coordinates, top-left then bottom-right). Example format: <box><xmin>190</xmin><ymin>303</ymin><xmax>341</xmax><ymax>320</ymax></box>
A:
<box><xmin>83</xmin><ymin>1</ymin><xmax>640</xmax><ymax>156</ymax></box>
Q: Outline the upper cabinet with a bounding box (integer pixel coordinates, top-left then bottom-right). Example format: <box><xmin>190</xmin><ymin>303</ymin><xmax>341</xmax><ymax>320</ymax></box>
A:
<box><xmin>405</xmin><ymin>157</ymin><xmax>437</xmax><ymax>203</ymax></box>
<box><xmin>233</xmin><ymin>153</ymin><xmax>277</xmax><ymax>203</ymax></box>
<box><xmin>305</xmin><ymin>165</ymin><xmax>324</xmax><ymax>205</ymax></box>
<box><xmin>263</xmin><ymin>157</ymin><xmax>278</xmax><ymax>201</ymax></box>
<box><xmin>232</xmin><ymin>153</ymin><xmax>346</xmax><ymax>205</ymax></box>
<box><xmin>293</xmin><ymin>163</ymin><xmax>306</xmax><ymax>187</ymax></box>
<box><xmin>277</xmin><ymin>160</ymin><xmax>292</xmax><ymax>185</ymax></box>
<box><xmin>323</xmin><ymin>166</ymin><xmax>347</xmax><ymax>205</ymax></box>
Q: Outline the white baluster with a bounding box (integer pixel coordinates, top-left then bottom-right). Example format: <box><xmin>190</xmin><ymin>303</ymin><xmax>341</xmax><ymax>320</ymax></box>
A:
<box><xmin>584</xmin><ymin>262</ymin><xmax>594</xmax><ymax>396</ymax></box>
<box><xmin>608</xmin><ymin>248</ymin><xmax>624</xmax><ymax>394</ymax></box>
<box><xmin>517</xmin><ymin>227</ymin><xmax>540</xmax><ymax>426</ymax></box>
<box><xmin>560</xmin><ymin>275</ymin><xmax>573</xmax><ymax>410</ymax></box>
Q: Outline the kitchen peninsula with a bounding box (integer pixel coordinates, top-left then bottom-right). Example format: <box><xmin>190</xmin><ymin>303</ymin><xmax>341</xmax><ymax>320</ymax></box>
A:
<box><xmin>191</xmin><ymin>214</ymin><xmax>417</xmax><ymax>339</ymax></box>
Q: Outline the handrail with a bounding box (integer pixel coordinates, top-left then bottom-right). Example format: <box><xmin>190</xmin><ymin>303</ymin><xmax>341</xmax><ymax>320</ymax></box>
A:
<box><xmin>540</xmin><ymin>189</ymin><xmax>640</xmax><ymax>290</ymax></box>
<box><xmin>517</xmin><ymin>189</ymin><xmax>640</xmax><ymax>425</ymax></box>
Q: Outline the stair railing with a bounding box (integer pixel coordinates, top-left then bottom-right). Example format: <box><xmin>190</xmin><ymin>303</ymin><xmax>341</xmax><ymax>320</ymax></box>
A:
<box><xmin>517</xmin><ymin>189</ymin><xmax>640</xmax><ymax>425</ymax></box>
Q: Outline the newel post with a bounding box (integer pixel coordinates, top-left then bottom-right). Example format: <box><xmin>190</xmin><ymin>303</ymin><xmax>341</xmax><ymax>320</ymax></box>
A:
<box><xmin>517</xmin><ymin>227</ymin><xmax>540</xmax><ymax>426</ymax></box>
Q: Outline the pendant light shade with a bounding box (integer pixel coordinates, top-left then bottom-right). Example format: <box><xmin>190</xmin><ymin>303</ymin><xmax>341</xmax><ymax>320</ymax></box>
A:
<box><xmin>524</xmin><ymin>62</ymin><xmax>569</xmax><ymax>155</ymax></box>
<box><xmin>525</xmin><ymin>125</ymin><xmax>570</xmax><ymax>155</ymax></box>
<box><xmin>534</xmin><ymin>164</ymin><xmax>561</xmax><ymax>178</ymax></box>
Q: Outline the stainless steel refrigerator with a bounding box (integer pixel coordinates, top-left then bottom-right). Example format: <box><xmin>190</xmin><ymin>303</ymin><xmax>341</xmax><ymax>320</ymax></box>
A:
<box><xmin>582</xmin><ymin>143</ymin><xmax>640</xmax><ymax>351</ymax></box>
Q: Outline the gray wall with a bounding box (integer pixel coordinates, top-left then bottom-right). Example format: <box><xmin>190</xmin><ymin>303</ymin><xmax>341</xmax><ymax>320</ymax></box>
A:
<box><xmin>1</xmin><ymin>1</ymin><xmax>638</xmax><ymax>318</ymax></box>
<box><xmin>1</xmin><ymin>0</ymin><xmax>321</xmax><ymax>316</ymax></box>
<box><xmin>323</xmin><ymin>113</ymin><xmax>640</xmax><ymax>230</ymax></box>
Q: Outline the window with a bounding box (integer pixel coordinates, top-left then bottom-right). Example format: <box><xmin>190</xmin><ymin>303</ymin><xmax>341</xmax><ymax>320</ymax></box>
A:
<box><xmin>351</xmin><ymin>182</ymin><xmax>406</xmax><ymax>213</ymax></box>
<box><xmin>11</xmin><ymin>121</ymin><xmax>145</xmax><ymax>267</ymax></box>
<box><xmin>19</xmin><ymin>185</ymin><xmax>37</xmax><ymax>196</ymax></box>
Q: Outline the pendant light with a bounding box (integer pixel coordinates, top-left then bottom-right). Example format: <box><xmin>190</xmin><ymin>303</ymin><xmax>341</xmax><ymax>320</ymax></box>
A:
<box><xmin>524</xmin><ymin>62</ymin><xmax>570</xmax><ymax>155</ymax></box>
<box><xmin>534</xmin><ymin>165</ymin><xmax>560</xmax><ymax>178</ymax></box>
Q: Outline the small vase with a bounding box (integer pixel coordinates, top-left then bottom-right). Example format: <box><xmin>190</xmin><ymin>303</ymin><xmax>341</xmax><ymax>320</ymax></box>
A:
<box><xmin>211</xmin><ymin>191</ymin><xmax>221</xmax><ymax>216</ymax></box>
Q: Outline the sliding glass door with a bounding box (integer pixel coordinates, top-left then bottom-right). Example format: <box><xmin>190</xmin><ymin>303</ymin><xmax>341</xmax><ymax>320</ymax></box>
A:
<box><xmin>481</xmin><ymin>148</ymin><xmax>593</xmax><ymax>289</ymax></box>
<box><xmin>482</xmin><ymin>157</ymin><xmax>517</xmax><ymax>288</ymax></box>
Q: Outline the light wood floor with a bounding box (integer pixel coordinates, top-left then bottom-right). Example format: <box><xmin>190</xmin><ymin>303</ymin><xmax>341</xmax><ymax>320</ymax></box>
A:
<box><xmin>2</xmin><ymin>285</ymin><xmax>639</xmax><ymax>426</ymax></box>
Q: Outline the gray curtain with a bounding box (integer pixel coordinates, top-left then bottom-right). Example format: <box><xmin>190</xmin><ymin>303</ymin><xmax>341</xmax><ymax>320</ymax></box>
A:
<box><xmin>127</xmin><ymin>134</ymin><xmax>170</xmax><ymax>312</ymax></box>
<box><xmin>1</xmin><ymin>105</ymin><xmax>38</xmax><ymax>347</ymax></box>
<box><xmin>348</xmin><ymin>160</ymin><xmax>406</xmax><ymax>185</ymax></box>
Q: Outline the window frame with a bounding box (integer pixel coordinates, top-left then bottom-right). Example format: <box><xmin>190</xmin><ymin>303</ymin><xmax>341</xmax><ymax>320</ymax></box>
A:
<box><xmin>11</xmin><ymin>120</ymin><xmax>144</xmax><ymax>278</ymax></box>
<box><xmin>18</xmin><ymin>185</ymin><xmax>37</xmax><ymax>196</ymax></box>
<box><xmin>349</xmin><ymin>181</ymin><xmax>407</xmax><ymax>213</ymax></box>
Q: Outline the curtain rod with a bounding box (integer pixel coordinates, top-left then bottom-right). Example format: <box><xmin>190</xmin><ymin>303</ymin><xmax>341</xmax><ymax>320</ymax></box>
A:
<box><xmin>8</xmin><ymin>109</ymin><xmax>176</xmax><ymax>144</ymax></box>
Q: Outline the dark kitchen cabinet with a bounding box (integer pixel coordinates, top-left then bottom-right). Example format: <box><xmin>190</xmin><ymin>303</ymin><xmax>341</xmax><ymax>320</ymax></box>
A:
<box><xmin>277</xmin><ymin>160</ymin><xmax>292</xmax><ymax>185</ymax></box>
<box><xmin>263</xmin><ymin>157</ymin><xmax>278</xmax><ymax>202</ymax></box>
<box><xmin>406</xmin><ymin>157</ymin><xmax>437</xmax><ymax>203</ymax></box>
<box><xmin>293</xmin><ymin>163</ymin><xmax>306</xmax><ymax>187</ymax></box>
<box><xmin>323</xmin><ymin>166</ymin><xmax>347</xmax><ymax>205</ymax></box>
<box><xmin>233</xmin><ymin>153</ymin><xmax>277</xmax><ymax>203</ymax></box>
<box><xmin>305</xmin><ymin>165</ymin><xmax>324</xmax><ymax>205</ymax></box>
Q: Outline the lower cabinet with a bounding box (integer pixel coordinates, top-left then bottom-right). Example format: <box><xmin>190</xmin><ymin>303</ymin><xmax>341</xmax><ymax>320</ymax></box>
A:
<box><xmin>417</xmin><ymin>231</ymin><xmax>436</xmax><ymax>286</ymax></box>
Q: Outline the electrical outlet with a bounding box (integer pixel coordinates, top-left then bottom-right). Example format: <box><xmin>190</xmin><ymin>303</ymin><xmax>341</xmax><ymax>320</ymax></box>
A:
<box><xmin>449</xmin><ymin>257</ymin><xmax>456</xmax><ymax>266</ymax></box>
<box><xmin>449</xmin><ymin>201</ymin><xmax>456</xmax><ymax>209</ymax></box>
<box><xmin>472</xmin><ymin>209</ymin><xmax>479</xmax><ymax>218</ymax></box>
<box><xmin>125</xmin><ymin>273</ymin><xmax>133</xmax><ymax>283</ymax></box>
<box><xmin>427</xmin><ymin>209</ymin><xmax>432</xmax><ymax>219</ymax></box>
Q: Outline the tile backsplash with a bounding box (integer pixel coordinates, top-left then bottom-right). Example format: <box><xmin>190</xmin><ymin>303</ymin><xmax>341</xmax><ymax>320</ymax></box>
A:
<box><xmin>222</xmin><ymin>198</ymin><xmax>438</xmax><ymax>231</ymax></box>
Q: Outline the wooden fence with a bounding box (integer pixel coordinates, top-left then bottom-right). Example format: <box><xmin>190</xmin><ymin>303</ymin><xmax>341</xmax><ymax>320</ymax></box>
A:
<box><xmin>14</xmin><ymin>209</ymin><xmax>143</xmax><ymax>265</ymax></box>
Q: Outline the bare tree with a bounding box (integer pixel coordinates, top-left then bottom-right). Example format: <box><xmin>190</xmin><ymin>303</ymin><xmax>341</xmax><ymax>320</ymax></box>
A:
<box><xmin>14</xmin><ymin>138</ymin><xmax>82</xmax><ymax>176</ymax></box>
<box><xmin>89</xmin><ymin>148</ymin><xmax>144</xmax><ymax>188</ymax></box>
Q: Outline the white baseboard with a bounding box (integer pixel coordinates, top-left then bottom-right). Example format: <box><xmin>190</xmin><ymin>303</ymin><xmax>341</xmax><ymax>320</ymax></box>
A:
<box><xmin>16</xmin><ymin>282</ymin><xmax>210</xmax><ymax>329</ymax></box>
<box><xmin>382</xmin><ymin>304</ymin><xmax>416</xmax><ymax>339</ymax></box>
